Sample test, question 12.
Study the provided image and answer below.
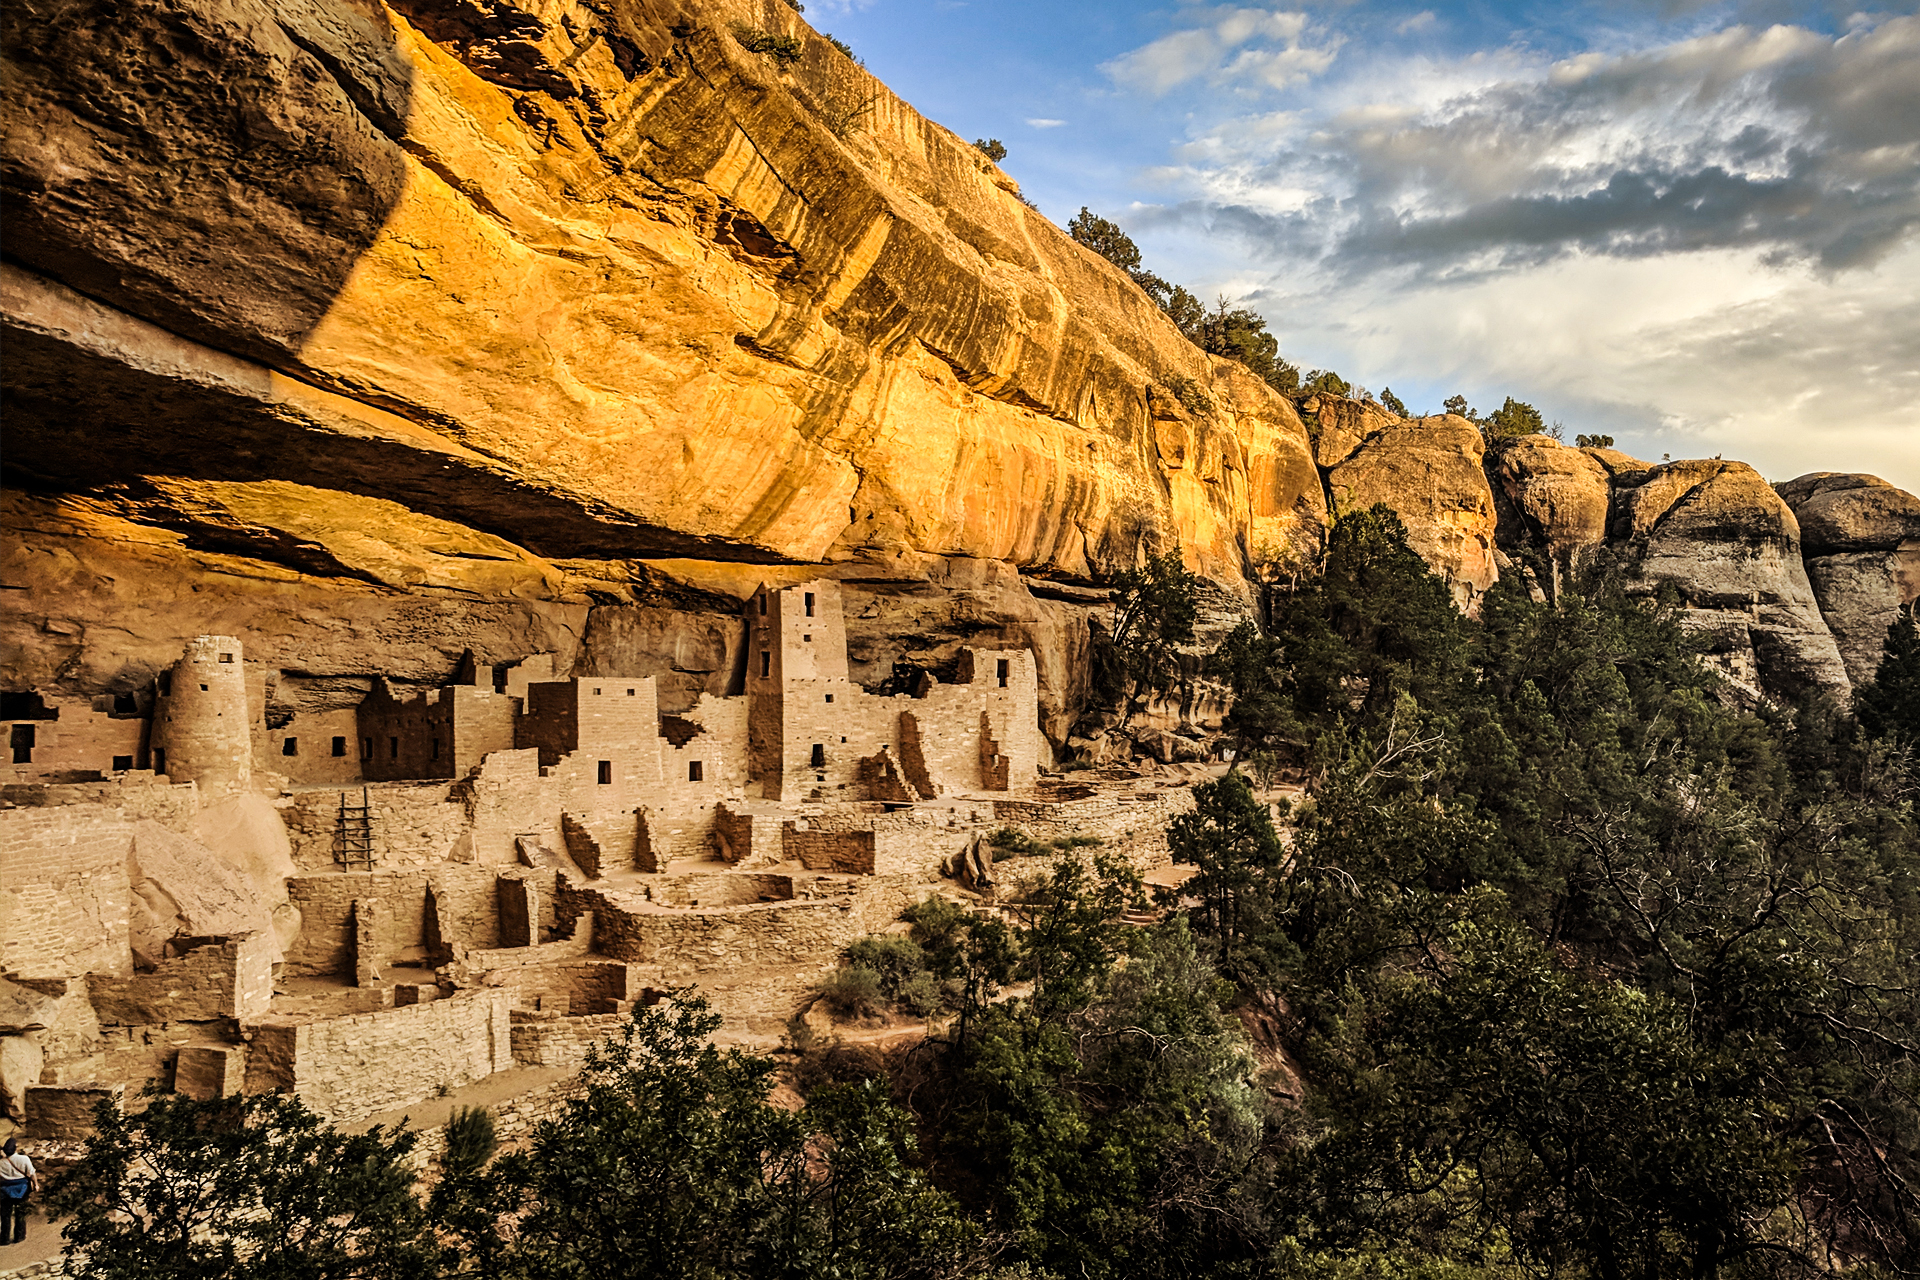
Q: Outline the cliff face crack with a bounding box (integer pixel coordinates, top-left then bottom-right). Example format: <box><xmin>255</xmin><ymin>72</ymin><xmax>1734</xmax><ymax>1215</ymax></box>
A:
<box><xmin>916</xmin><ymin>338</ymin><xmax>1074</xmax><ymax>424</ymax></box>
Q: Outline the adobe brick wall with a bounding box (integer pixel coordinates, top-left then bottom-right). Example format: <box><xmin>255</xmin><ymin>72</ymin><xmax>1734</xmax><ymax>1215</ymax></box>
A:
<box><xmin>0</xmin><ymin>805</ymin><xmax>133</xmax><ymax>978</ymax></box>
<box><xmin>242</xmin><ymin>988</ymin><xmax>513</xmax><ymax>1121</ymax></box>
<box><xmin>87</xmin><ymin>931</ymin><xmax>273</xmax><ymax>1025</ymax></box>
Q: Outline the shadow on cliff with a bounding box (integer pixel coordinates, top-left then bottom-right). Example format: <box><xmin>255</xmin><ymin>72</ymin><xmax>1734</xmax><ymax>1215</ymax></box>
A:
<box><xmin>1</xmin><ymin>0</ymin><xmax>416</xmax><ymax>365</ymax></box>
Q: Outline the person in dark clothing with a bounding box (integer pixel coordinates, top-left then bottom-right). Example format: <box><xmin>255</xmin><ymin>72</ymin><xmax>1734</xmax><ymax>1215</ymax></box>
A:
<box><xmin>0</xmin><ymin>1137</ymin><xmax>37</xmax><ymax>1245</ymax></box>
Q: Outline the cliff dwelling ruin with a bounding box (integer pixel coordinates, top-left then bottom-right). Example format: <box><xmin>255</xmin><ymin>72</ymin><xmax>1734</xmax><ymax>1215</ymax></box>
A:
<box><xmin>0</xmin><ymin>580</ymin><xmax>1196</xmax><ymax>1140</ymax></box>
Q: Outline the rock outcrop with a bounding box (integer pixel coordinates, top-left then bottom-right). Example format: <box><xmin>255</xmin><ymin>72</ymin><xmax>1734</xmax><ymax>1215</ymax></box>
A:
<box><xmin>1318</xmin><ymin>411</ymin><xmax>1498</xmax><ymax>610</ymax></box>
<box><xmin>1776</xmin><ymin>474</ymin><xmax>1920</xmax><ymax>686</ymax></box>
<box><xmin>1489</xmin><ymin>435</ymin><xmax>1612</xmax><ymax>577</ymax></box>
<box><xmin>1</xmin><ymin>0</ymin><xmax>1912</xmax><ymax>745</ymax></box>
<box><xmin>1612</xmin><ymin>460</ymin><xmax>1850</xmax><ymax>699</ymax></box>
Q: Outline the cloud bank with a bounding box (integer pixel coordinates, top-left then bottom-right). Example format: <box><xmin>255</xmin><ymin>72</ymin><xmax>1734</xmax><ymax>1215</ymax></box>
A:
<box><xmin>1104</xmin><ymin>11</ymin><xmax>1920</xmax><ymax>487</ymax></box>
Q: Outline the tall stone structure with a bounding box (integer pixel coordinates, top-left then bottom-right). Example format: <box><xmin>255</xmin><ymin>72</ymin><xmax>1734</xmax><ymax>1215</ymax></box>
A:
<box><xmin>149</xmin><ymin>635</ymin><xmax>252</xmax><ymax>790</ymax></box>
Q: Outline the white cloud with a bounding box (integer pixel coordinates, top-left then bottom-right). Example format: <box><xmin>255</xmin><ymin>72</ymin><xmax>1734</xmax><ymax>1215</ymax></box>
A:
<box><xmin>1101</xmin><ymin>8</ymin><xmax>1339</xmax><ymax>96</ymax></box>
<box><xmin>1395</xmin><ymin>11</ymin><xmax>1436</xmax><ymax>35</ymax></box>
<box><xmin>1121</xmin><ymin>14</ymin><xmax>1920</xmax><ymax>491</ymax></box>
<box><xmin>1026</xmin><ymin>117</ymin><xmax>1067</xmax><ymax>128</ymax></box>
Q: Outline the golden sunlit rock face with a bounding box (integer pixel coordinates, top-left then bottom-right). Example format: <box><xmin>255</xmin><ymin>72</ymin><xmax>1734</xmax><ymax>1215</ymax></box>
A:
<box><xmin>1</xmin><ymin>0</ymin><xmax>1323</xmax><ymax>582</ymax></box>
<box><xmin>2</xmin><ymin>0</ymin><xmax>1912</xmax><ymax>727</ymax></box>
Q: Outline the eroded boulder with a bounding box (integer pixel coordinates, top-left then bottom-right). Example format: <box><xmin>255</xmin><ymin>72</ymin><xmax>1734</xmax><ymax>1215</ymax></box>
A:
<box><xmin>1776</xmin><ymin>473</ymin><xmax>1920</xmax><ymax>685</ymax></box>
<box><xmin>1492</xmin><ymin>436</ymin><xmax>1613</xmax><ymax>568</ymax></box>
<box><xmin>1615</xmin><ymin>460</ymin><xmax>1849</xmax><ymax>699</ymax></box>
<box><xmin>1325</xmin><ymin>414</ymin><xmax>1498</xmax><ymax>610</ymax></box>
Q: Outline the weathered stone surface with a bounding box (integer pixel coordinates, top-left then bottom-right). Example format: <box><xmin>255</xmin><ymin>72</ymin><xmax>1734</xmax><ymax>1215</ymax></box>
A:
<box><xmin>0</xmin><ymin>979</ymin><xmax>58</xmax><ymax>1037</ymax></box>
<box><xmin>1324</xmin><ymin>414</ymin><xmax>1498</xmax><ymax>609</ymax></box>
<box><xmin>0</xmin><ymin>0</ymin><xmax>1320</xmax><ymax>585</ymax></box>
<box><xmin>128</xmin><ymin>820</ymin><xmax>284</xmax><ymax>968</ymax></box>
<box><xmin>1614</xmin><ymin>461</ymin><xmax>1850</xmax><ymax>698</ymax></box>
<box><xmin>0</xmin><ymin>1034</ymin><xmax>45</xmax><ymax>1121</ymax></box>
<box><xmin>1775</xmin><ymin>473</ymin><xmax>1920</xmax><ymax>684</ymax></box>
<box><xmin>1492</xmin><ymin>435</ymin><xmax>1612</xmax><ymax>560</ymax></box>
<box><xmin>1299</xmin><ymin>394</ymin><xmax>1399</xmax><ymax>469</ymax></box>
<box><xmin>1776</xmin><ymin>473</ymin><xmax>1920</xmax><ymax>554</ymax></box>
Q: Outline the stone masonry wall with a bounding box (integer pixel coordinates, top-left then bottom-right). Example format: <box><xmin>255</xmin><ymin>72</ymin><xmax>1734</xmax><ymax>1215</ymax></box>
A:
<box><xmin>781</xmin><ymin>825</ymin><xmax>875</xmax><ymax>874</ymax></box>
<box><xmin>242</xmin><ymin>988</ymin><xmax>512</xmax><ymax>1121</ymax></box>
<box><xmin>559</xmin><ymin>877</ymin><xmax>923</xmax><ymax>977</ymax></box>
<box><xmin>0</xmin><ymin>694</ymin><xmax>146</xmax><ymax>785</ymax></box>
<box><xmin>0</xmin><ymin>804</ymin><xmax>133</xmax><ymax>978</ymax></box>
<box><xmin>87</xmin><ymin>931</ymin><xmax>273</xmax><ymax>1025</ymax></box>
<box><xmin>285</xmin><ymin>866</ymin><xmax>511</xmax><ymax>976</ymax></box>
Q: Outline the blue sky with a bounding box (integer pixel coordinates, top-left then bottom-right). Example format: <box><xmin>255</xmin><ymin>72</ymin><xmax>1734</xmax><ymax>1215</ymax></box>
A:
<box><xmin>807</xmin><ymin>0</ymin><xmax>1920</xmax><ymax>491</ymax></box>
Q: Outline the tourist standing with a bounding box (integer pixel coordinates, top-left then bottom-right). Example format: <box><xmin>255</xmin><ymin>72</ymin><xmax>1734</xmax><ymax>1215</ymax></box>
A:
<box><xmin>0</xmin><ymin>1138</ymin><xmax>36</xmax><ymax>1244</ymax></box>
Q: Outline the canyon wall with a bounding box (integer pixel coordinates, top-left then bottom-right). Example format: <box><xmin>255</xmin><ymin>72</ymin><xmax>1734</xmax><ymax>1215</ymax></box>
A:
<box><xmin>3</xmin><ymin>0</ymin><xmax>1913</xmax><ymax>741</ymax></box>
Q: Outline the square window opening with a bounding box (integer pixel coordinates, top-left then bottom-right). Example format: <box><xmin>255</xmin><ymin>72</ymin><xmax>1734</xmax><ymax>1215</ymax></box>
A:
<box><xmin>200</xmin><ymin>684</ymin><xmax>209</xmax><ymax>692</ymax></box>
<box><xmin>112</xmin><ymin>755</ymin><xmax>133</xmax><ymax>772</ymax></box>
<box><xmin>332</xmin><ymin>736</ymin><xmax>347</xmax><ymax>757</ymax></box>
<box><xmin>594</xmin><ymin>687</ymin><xmax>602</xmax><ymax>696</ymax></box>
<box><xmin>113</xmin><ymin>693</ymin><xmax>137</xmax><ymax>714</ymax></box>
<box><xmin>825</xmin><ymin>693</ymin><xmax>833</xmax><ymax>703</ymax></box>
<box><xmin>626</xmin><ymin>688</ymin><xmax>636</xmax><ymax>696</ymax></box>
<box><xmin>689</xmin><ymin>761</ymin><xmax>703</xmax><ymax>782</ymax></box>
<box><xmin>282</xmin><ymin>737</ymin><xmax>298</xmax><ymax>757</ymax></box>
<box><xmin>597</xmin><ymin>760</ymin><xmax>613</xmax><ymax>785</ymax></box>
<box><xmin>803</xmin><ymin>634</ymin><xmax>811</xmax><ymax>643</ymax></box>
<box><xmin>218</xmin><ymin>653</ymin><xmax>233</xmax><ymax>663</ymax></box>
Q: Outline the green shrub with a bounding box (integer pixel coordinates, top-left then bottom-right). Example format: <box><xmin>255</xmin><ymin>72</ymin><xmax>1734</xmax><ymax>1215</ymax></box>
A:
<box><xmin>818</xmin><ymin>965</ymin><xmax>885</xmax><ymax>1019</ymax></box>
<box><xmin>974</xmin><ymin>138</ymin><xmax>1007</xmax><ymax>162</ymax></box>
<box><xmin>897</xmin><ymin>970</ymin><xmax>944</xmax><ymax>1018</ymax></box>
<box><xmin>825</xmin><ymin>33</ymin><xmax>858</xmax><ymax>61</ymax></box>
<box><xmin>727</xmin><ymin>22</ymin><xmax>803</xmax><ymax>66</ymax></box>
<box><xmin>1379</xmin><ymin>386</ymin><xmax>1407</xmax><ymax>416</ymax></box>
<box><xmin>843</xmin><ymin>935</ymin><xmax>927</xmax><ymax>998</ymax></box>
<box><xmin>1576</xmin><ymin>432</ymin><xmax>1615</xmax><ymax>448</ymax></box>
<box><xmin>1163</xmin><ymin>374</ymin><xmax>1214</xmax><ymax>417</ymax></box>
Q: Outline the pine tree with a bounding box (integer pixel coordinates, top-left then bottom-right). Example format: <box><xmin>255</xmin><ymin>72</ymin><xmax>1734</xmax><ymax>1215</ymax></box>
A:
<box><xmin>1857</xmin><ymin>602</ymin><xmax>1920</xmax><ymax>741</ymax></box>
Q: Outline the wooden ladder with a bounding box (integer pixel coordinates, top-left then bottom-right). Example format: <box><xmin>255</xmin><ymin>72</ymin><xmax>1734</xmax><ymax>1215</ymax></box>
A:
<box><xmin>335</xmin><ymin>786</ymin><xmax>376</xmax><ymax>870</ymax></box>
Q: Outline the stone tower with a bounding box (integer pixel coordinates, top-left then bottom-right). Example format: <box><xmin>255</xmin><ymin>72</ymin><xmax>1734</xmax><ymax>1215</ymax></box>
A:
<box><xmin>745</xmin><ymin>580</ymin><xmax>850</xmax><ymax>799</ymax></box>
<box><xmin>150</xmin><ymin>635</ymin><xmax>252</xmax><ymax>790</ymax></box>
